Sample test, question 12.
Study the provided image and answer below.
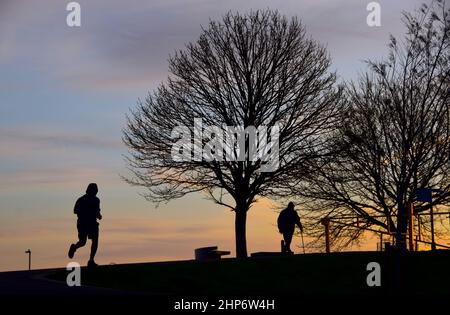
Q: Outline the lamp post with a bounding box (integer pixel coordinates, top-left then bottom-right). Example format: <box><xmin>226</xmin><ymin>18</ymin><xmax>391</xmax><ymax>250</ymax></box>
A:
<box><xmin>25</xmin><ymin>249</ymin><xmax>31</xmax><ymax>271</ymax></box>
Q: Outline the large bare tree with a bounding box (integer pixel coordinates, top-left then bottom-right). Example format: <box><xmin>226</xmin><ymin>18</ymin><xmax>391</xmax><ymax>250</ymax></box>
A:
<box><xmin>297</xmin><ymin>1</ymin><xmax>450</xmax><ymax>251</ymax></box>
<box><xmin>123</xmin><ymin>10</ymin><xmax>343</xmax><ymax>258</ymax></box>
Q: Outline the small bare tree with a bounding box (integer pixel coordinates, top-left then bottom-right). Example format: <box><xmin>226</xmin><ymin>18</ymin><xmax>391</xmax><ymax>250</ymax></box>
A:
<box><xmin>123</xmin><ymin>10</ymin><xmax>343</xmax><ymax>258</ymax></box>
<box><xmin>297</xmin><ymin>1</ymin><xmax>450</xmax><ymax>251</ymax></box>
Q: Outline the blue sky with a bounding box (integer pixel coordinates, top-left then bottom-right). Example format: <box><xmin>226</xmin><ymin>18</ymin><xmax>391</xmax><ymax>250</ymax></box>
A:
<box><xmin>0</xmin><ymin>0</ymin><xmax>426</xmax><ymax>271</ymax></box>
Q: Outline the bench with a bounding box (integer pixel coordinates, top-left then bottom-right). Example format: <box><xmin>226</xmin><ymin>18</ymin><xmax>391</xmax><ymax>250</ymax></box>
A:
<box><xmin>194</xmin><ymin>246</ymin><xmax>231</xmax><ymax>261</ymax></box>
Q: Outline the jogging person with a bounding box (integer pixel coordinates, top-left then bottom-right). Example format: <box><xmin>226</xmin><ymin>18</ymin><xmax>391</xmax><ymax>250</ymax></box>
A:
<box><xmin>68</xmin><ymin>183</ymin><xmax>102</xmax><ymax>267</ymax></box>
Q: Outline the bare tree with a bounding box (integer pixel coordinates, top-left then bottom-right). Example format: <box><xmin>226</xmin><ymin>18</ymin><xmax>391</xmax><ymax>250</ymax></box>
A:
<box><xmin>297</xmin><ymin>1</ymin><xmax>450</xmax><ymax>251</ymax></box>
<box><xmin>123</xmin><ymin>10</ymin><xmax>343</xmax><ymax>258</ymax></box>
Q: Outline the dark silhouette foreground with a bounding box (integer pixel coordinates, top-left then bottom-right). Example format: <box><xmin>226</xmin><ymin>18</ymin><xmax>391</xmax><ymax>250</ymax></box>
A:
<box><xmin>277</xmin><ymin>202</ymin><xmax>303</xmax><ymax>253</ymax></box>
<box><xmin>68</xmin><ymin>183</ymin><xmax>102</xmax><ymax>267</ymax></box>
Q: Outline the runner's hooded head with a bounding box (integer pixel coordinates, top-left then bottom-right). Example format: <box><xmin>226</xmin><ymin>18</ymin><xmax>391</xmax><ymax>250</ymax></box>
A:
<box><xmin>86</xmin><ymin>183</ymin><xmax>98</xmax><ymax>196</ymax></box>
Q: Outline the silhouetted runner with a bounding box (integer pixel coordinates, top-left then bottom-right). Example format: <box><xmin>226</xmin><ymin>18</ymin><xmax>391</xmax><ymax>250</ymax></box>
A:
<box><xmin>68</xmin><ymin>183</ymin><xmax>102</xmax><ymax>267</ymax></box>
<box><xmin>277</xmin><ymin>202</ymin><xmax>303</xmax><ymax>253</ymax></box>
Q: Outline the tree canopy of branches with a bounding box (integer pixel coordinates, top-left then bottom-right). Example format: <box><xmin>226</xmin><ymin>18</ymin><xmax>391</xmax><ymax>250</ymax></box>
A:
<box><xmin>297</xmin><ymin>1</ymin><xmax>450</xmax><ymax>250</ymax></box>
<box><xmin>123</xmin><ymin>10</ymin><xmax>343</xmax><ymax>257</ymax></box>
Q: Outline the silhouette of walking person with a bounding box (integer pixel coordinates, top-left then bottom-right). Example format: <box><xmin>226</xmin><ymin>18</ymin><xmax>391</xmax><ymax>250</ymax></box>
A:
<box><xmin>68</xmin><ymin>183</ymin><xmax>102</xmax><ymax>267</ymax></box>
<box><xmin>277</xmin><ymin>202</ymin><xmax>303</xmax><ymax>254</ymax></box>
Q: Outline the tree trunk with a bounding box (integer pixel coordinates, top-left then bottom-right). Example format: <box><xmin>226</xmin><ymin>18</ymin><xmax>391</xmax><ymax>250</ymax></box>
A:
<box><xmin>395</xmin><ymin>204</ymin><xmax>408</xmax><ymax>251</ymax></box>
<box><xmin>235</xmin><ymin>204</ymin><xmax>248</xmax><ymax>258</ymax></box>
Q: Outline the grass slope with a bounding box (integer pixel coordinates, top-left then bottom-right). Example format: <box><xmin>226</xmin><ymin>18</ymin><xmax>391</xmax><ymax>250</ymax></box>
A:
<box><xmin>49</xmin><ymin>251</ymin><xmax>450</xmax><ymax>296</ymax></box>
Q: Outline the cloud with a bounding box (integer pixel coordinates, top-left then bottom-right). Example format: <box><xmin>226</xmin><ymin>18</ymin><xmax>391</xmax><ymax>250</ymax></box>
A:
<box><xmin>1</xmin><ymin>0</ymin><xmax>425</xmax><ymax>92</ymax></box>
<box><xmin>0</xmin><ymin>167</ymin><xmax>117</xmax><ymax>189</ymax></box>
<box><xmin>0</xmin><ymin>126</ymin><xmax>122</xmax><ymax>154</ymax></box>
<box><xmin>0</xmin><ymin>125</ymin><xmax>125</xmax><ymax>191</ymax></box>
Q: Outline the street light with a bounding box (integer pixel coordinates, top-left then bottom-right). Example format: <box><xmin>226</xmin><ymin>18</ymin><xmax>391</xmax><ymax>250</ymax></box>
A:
<box><xmin>25</xmin><ymin>249</ymin><xmax>31</xmax><ymax>271</ymax></box>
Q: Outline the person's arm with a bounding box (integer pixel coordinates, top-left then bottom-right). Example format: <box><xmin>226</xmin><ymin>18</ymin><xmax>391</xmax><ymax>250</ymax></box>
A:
<box><xmin>96</xmin><ymin>198</ymin><xmax>102</xmax><ymax>220</ymax></box>
<box><xmin>73</xmin><ymin>198</ymin><xmax>80</xmax><ymax>215</ymax></box>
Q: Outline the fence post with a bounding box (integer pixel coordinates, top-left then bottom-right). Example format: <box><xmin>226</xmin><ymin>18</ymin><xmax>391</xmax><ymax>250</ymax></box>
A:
<box><xmin>321</xmin><ymin>218</ymin><xmax>330</xmax><ymax>253</ymax></box>
<box><xmin>379</xmin><ymin>233</ymin><xmax>383</xmax><ymax>251</ymax></box>
<box><xmin>408</xmin><ymin>202</ymin><xmax>414</xmax><ymax>251</ymax></box>
<box><xmin>430</xmin><ymin>202</ymin><xmax>436</xmax><ymax>250</ymax></box>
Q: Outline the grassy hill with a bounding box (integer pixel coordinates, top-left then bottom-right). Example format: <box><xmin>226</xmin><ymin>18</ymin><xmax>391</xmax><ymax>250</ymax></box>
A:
<box><xmin>48</xmin><ymin>250</ymin><xmax>450</xmax><ymax>296</ymax></box>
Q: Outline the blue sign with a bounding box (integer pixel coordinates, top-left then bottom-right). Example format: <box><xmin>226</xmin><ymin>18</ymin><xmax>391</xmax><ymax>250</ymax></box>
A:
<box><xmin>416</xmin><ymin>188</ymin><xmax>432</xmax><ymax>202</ymax></box>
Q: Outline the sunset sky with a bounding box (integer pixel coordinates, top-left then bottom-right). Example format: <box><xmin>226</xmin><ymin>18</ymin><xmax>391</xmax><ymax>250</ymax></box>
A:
<box><xmin>0</xmin><ymin>0</ymin><xmax>426</xmax><ymax>271</ymax></box>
